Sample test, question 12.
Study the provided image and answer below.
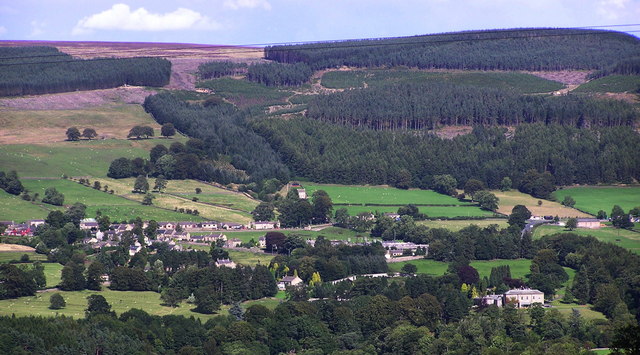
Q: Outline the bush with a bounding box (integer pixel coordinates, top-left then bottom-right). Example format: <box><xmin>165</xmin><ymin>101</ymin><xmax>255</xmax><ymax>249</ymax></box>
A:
<box><xmin>49</xmin><ymin>293</ymin><xmax>66</xmax><ymax>309</ymax></box>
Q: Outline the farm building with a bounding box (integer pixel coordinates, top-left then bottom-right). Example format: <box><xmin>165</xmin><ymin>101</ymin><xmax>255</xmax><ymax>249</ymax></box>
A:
<box><xmin>576</xmin><ymin>218</ymin><xmax>601</xmax><ymax>229</ymax></box>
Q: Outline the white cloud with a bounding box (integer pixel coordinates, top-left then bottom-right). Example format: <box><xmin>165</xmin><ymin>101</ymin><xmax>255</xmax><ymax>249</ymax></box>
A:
<box><xmin>597</xmin><ymin>0</ymin><xmax>630</xmax><ymax>19</ymax></box>
<box><xmin>223</xmin><ymin>0</ymin><xmax>272</xmax><ymax>10</ymax></box>
<box><xmin>72</xmin><ymin>3</ymin><xmax>221</xmax><ymax>35</ymax></box>
<box><xmin>30</xmin><ymin>20</ymin><xmax>45</xmax><ymax>37</ymax></box>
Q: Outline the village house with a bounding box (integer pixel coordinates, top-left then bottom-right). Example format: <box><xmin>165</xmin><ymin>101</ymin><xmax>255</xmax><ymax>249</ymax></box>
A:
<box><xmin>251</xmin><ymin>221</ymin><xmax>279</xmax><ymax>230</ymax></box>
<box><xmin>503</xmin><ymin>288</ymin><xmax>544</xmax><ymax>308</ymax></box>
<box><xmin>215</xmin><ymin>259</ymin><xmax>237</xmax><ymax>268</ymax></box>
<box><xmin>576</xmin><ymin>218</ymin><xmax>602</xmax><ymax>229</ymax></box>
<box><xmin>27</xmin><ymin>219</ymin><xmax>45</xmax><ymax>228</ymax></box>
<box><xmin>200</xmin><ymin>221</ymin><xmax>219</xmax><ymax>230</ymax></box>
<box><xmin>178</xmin><ymin>222</ymin><xmax>199</xmax><ymax>230</ymax></box>
<box><xmin>158</xmin><ymin>222</ymin><xmax>175</xmax><ymax>230</ymax></box>
<box><xmin>381</xmin><ymin>241</ymin><xmax>429</xmax><ymax>258</ymax></box>
<box><xmin>225</xmin><ymin>238</ymin><xmax>242</xmax><ymax>248</ymax></box>
<box><xmin>278</xmin><ymin>275</ymin><xmax>303</xmax><ymax>290</ymax></box>
<box><xmin>258</xmin><ymin>236</ymin><xmax>267</xmax><ymax>249</ymax></box>
<box><xmin>220</xmin><ymin>222</ymin><xmax>244</xmax><ymax>230</ymax></box>
<box><xmin>80</xmin><ymin>218</ymin><xmax>99</xmax><ymax>230</ymax></box>
<box><xmin>478</xmin><ymin>294</ymin><xmax>504</xmax><ymax>307</ymax></box>
<box><xmin>296</xmin><ymin>189</ymin><xmax>307</xmax><ymax>199</ymax></box>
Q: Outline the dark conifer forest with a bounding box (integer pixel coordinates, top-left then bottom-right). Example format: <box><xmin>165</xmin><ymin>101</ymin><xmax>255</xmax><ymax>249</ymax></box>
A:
<box><xmin>265</xmin><ymin>28</ymin><xmax>640</xmax><ymax>71</ymax></box>
<box><xmin>0</xmin><ymin>46</ymin><xmax>171</xmax><ymax>96</ymax></box>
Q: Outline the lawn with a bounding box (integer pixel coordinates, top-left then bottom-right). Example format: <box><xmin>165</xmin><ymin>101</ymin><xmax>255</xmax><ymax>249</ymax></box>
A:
<box><xmin>0</xmin><ymin>139</ymin><xmax>176</xmax><ymax>178</ymax></box>
<box><xmin>226</xmin><ymin>250</ymin><xmax>273</xmax><ymax>266</ymax></box>
<box><xmin>552</xmin><ymin>186</ymin><xmax>640</xmax><ymax>216</ymax></box>
<box><xmin>0</xmin><ymin>252</ymin><xmax>48</xmax><ymax>263</ymax></box>
<box><xmin>343</xmin><ymin>204</ymin><xmax>496</xmax><ymax>218</ymax></box>
<box><xmin>493</xmin><ymin>190</ymin><xmax>591</xmax><ymax>218</ymax></box>
<box><xmin>22</xmin><ymin>179</ymin><xmax>203</xmax><ymax>222</ymax></box>
<box><xmin>388</xmin><ymin>258</ymin><xmax>533</xmax><ymax>280</ymax></box>
<box><xmin>163</xmin><ymin>179</ymin><xmax>259</xmax><ymax>213</ymax></box>
<box><xmin>43</xmin><ymin>262</ymin><xmax>63</xmax><ymax>288</ymax></box>
<box><xmin>418</xmin><ymin>219</ymin><xmax>509</xmax><ymax>231</ymax></box>
<box><xmin>533</xmin><ymin>225</ymin><xmax>640</xmax><ymax>254</ymax></box>
<box><xmin>193</xmin><ymin>226</ymin><xmax>366</xmax><ymax>244</ymax></box>
<box><xmin>303</xmin><ymin>183</ymin><xmax>469</xmax><ymax>205</ymax></box>
<box><xmin>321</xmin><ymin>69</ymin><xmax>564</xmax><ymax>93</ymax></box>
<box><xmin>0</xmin><ymin>189</ymin><xmax>60</xmax><ymax>221</ymax></box>
<box><xmin>573</xmin><ymin>75</ymin><xmax>640</xmax><ymax>93</ymax></box>
<box><xmin>0</xmin><ymin>289</ymin><xmax>283</xmax><ymax>321</ymax></box>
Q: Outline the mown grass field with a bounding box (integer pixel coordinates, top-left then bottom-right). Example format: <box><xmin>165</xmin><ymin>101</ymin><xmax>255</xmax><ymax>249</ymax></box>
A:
<box><xmin>163</xmin><ymin>180</ymin><xmax>258</xmax><ymax>213</ymax></box>
<box><xmin>0</xmin><ymin>289</ymin><xmax>282</xmax><ymax>321</ymax></box>
<box><xmin>493</xmin><ymin>190</ymin><xmax>591</xmax><ymax>218</ymax></box>
<box><xmin>552</xmin><ymin>186</ymin><xmax>640</xmax><ymax>216</ymax></box>
<box><xmin>388</xmin><ymin>258</ymin><xmax>533</xmax><ymax>279</ymax></box>
<box><xmin>533</xmin><ymin>224</ymin><xmax>640</xmax><ymax>254</ymax></box>
<box><xmin>21</xmin><ymin>179</ymin><xmax>202</xmax><ymax>222</ymax></box>
<box><xmin>0</xmin><ymin>252</ymin><xmax>47</xmax><ymax>263</ymax></box>
<box><xmin>0</xmin><ymin>139</ymin><xmax>176</xmax><ymax>178</ymax></box>
<box><xmin>418</xmin><ymin>219</ymin><xmax>509</xmax><ymax>231</ymax></box>
<box><xmin>321</xmin><ymin>69</ymin><xmax>564</xmax><ymax>93</ymax></box>
<box><xmin>0</xmin><ymin>189</ymin><xmax>60</xmax><ymax>221</ymax></box>
<box><xmin>303</xmin><ymin>183</ymin><xmax>496</xmax><ymax>218</ymax></box>
<box><xmin>573</xmin><ymin>75</ymin><xmax>640</xmax><ymax>93</ymax></box>
<box><xmin>195</xmin><ymin>226</ymin><xmax>367</xmax><ymax>244</ymax></box>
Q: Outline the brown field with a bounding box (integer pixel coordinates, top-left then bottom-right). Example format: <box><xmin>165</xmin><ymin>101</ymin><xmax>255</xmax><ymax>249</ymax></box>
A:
<box><xmin>0</xmin><ymin>104</ymin><xmax>164</xmax><ymax>144</ymax></box>
<box><xmin>494</xmin><ymin>190</ymin><xmax>591</xmax><ymax>218</ymax></box>
<box><xmin>0</xmin><ymin>244</ymin><xmax>35</xmax><ymax>252</ymax></box>
<box><xmin>525</xmin><ymin>70</ymin><xmax>592</xmax><ymax>85</ymax></box>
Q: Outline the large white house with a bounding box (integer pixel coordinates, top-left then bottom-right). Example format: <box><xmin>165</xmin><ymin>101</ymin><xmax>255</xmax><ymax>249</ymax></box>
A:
<box><xmin>503</xmin><ymin>289</ymin><xmax>544</xmax><ymax>308</ymax></box>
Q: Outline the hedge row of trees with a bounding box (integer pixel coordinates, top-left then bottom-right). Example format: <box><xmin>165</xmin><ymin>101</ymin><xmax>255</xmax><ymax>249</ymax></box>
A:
<box><xmin>197</xmin><ymin>61</ymin><xmax>247</xmax><ymax>79</ymax></box>
<box><xmin>246</xmin><ymin>62</ymin><xmax>313</xmax><ymax>86</ymax></box>
<box><xmin>253</xmin><ymin>118</ymin><xmax>640</xmax><ymax>189</ymax></box>
<box><xmin>0</xmin><ymin>46</ymin><xmax>171</xmax><ymax>96</ymax></box>
<box><xmin>265</xmin><ymin>28</ymin><xmax>640</xmax><ymax>71</ymax></box>
<box><xmin>306</xmin><ymin>82</ymin><xmax>638</xmax><ymax>128</ymax></box>
<box><xmin>143</xmin><ymin>93</ymin><xmax>290</xmax><ymax>183</ymax></box>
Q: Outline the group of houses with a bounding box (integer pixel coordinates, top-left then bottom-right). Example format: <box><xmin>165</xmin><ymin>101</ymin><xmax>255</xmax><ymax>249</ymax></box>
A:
<box><xmin>476</xmin><ymin>288</ymin><xmax>545</xmax><ymax>308</ymax></box>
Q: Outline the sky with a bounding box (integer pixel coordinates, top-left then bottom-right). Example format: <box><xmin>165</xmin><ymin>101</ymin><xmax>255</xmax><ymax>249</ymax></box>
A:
<box><xmin>1</xmin><ymin>0</ymin><xmax>639</xmax><ymax>45</ymax></box>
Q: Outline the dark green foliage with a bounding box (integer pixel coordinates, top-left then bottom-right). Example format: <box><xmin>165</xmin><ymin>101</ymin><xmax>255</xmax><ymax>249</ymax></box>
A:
<box><xmin>254</xmin><ymin>119</ymin><xmax>640</xmax><ymax>188</ymax></box>
<box><xmin>109</xmin><ymin>266</ymin><xmax>151</xmax><ymax>291</ymax></box>
<box><xmin>127</xmin><ymin>125</ymin><xmax>154</xmax><ymax>139</ymax></box>
<box><xmin>49</xmin><ymin>293</ymin><xmax>66</xmax><ymax>309</ymax></box>
<box><xmin>401</xmin><ymin>263</ymin><xmax>417</xmax><ymax>274</ymax></box>
<box><xmin>266</xmin><ymin>28</ymin><xmax>640</xmax><ymax>71</ymax></box>
<box><xmin>590</xmin><ymin>57</ymin><xmax>640</xmax><ymax>78</ymax></box>
<box><xmin>66</xmin><ymin>127</ymin><xmax>81</xmax><ymax>141</ymax></box>
<box><xmin>82</xmin><ymin>128</ymin><xmax>98</xmax><ymax>139</ymax></box>
<box><xmin>85</xmin><ymin>294</ymin><xmax>115</xmax><ymax>318</ymax></box>
<box><xmin>107</xmin><ymin>157</ymin><xmax>134</xmax><ymax>179</ymax></box>
<box><xmin>311</xmin><ymin>190</ymin><xmax>333</xmax><ymax>223</ymax></box>
<box><xmin>265</xmin><ymin>232</ymin><xmax>286</xmax><ymax>253</ymax></box>
<box><xmin>561</xmin><ymin>195</ymin><xmax>576</xmax><ymax>207</ymax></box>
<box><xmin>143</xmin><ymin>92</ymin><xmax>290</xmax><ymax>183</ymax></box>
<box><xmin>133</xmin><ymin>175</ymin><xmax>149</xmax><ymax>193</ymax></box>
<box><xmin>86</xmin><ymin>261</ymin><xmax>104</xmax><ymax>291</ymax></box>
<box><xmin>307</xmin><ymin>82</ymin><xmax>638</xmax><ymax>129</ymax></box>
<box><xmin>488</xmin><ymin>265</ymin><xmax>511</xmax><ymax>288</ymax></box>
<box><xmin>246</xmin><ymin>62</ymin><xmax>313</xmax><ymax>86</ymax></box>
<box><xmin>0</xmin><ymin>47</ymin><xmax>171</xmax><ymax>96</ymax></box>
<box><xmin>251</xmin><ymin>202</ymin><xmax>275</xmax><ymax>221</ymax></box>
<box><xmin>566</xmin><ymin>218</ymin><xmax>578</xmax><ymax>231</ymax></box>
<box><xmin>0</xmin><ymin>170</ymin><xmax>24</xmax><ymax>196</ymax></box>
<box><xmin>474</xmin><ymin>191</ymin><xmax>499</xmax><ymax>211</ymax></box>
<box><xmin>59</xmin><ymin>261</ymin><xmax>86</xmax><ymax>291</ymax></box>
<box><xmin>42</xmin><ymin>187</ymin><xmax>65</xmax><ymax>206</ymax></box>
<box><xmin>611</xmin><ymin>205</ymin><xmax>634</xmax><ymax>229</ymax></box>
<box><xmin>508</xmin><ymin>205</ymin><xmax>531</xmax><ymax>230</ymax></box>
<box><xmin>198</xmin><ymin>60</ymin><xmax>247</xmax><ymax>79</ymax></box>
<box><xmin>160</xmin><ymin>123</ymin><xmax>176</xmax><ymax>138</ymax></box>
<box><xmin>0</xmin><ymin>264</ymin><xmax>36</xmax><ymax>299</ymax></box>
<box><xmin>519</xmin><ymin>169</ymin><xmax>555</xmax><ymax>199</ymax></box>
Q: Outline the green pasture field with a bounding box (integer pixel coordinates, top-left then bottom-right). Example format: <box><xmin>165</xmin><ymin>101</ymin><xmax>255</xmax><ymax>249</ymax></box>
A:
<box><xmin>418</xmin><ymin>219</ymin><xmax>509</xmax><ymax>231</ymax></box>
<box><xmin>198</xmin><ymin>226</ymin><xmax>366</xmax><ymax>244</ymax></box>
<box><xmin>321</xmin><ymin>69</ymin><xmax>564</xmax><ymax>93</ymax></box>
<box><xmin>42</xmin><ymin>262</ymin><xmax>63</xmax><ymax>288</ymax></box>
<box><xmin>164</xmin><ymin>180</ymin><xmax>259</xmax><ymax>213</ymax></box>
<box><xmin>196</xmin><ymin>78</ymin><xmax>293</xmax><ymax>107</ymax></box>
<box><xmin>0</xmin><ymin>139</ymin><xmax>173</xmax><ymax>178</ymax></box>
<box><xmin>303</xmin><ymin>183</ymin><xmax>470</xmax><ymax>206</ymax></box>
<box><xmin>179</xmin><ymin>244</ymin><xmax>273</xmax><ymax>266</ymax></box>
<box><xmin>552</xmin><ymin>186</ymin><xmax>640</xmax><ymax>215</ymax></box>
<box><xmin>0</xmin><ymin>189</ymin><xmax>60</xmax><ymax>221</ymax></box>
<box><xmin>388</xmin><ymin>258</ymin><xmax>533</xmax><ymax>280</ymax></box>
<box><xmin>550</xmin><ymin>300</ymin><xmax>607</xmax><ymax>321</ymax></box>
<box><xmin>342</xmin><ymin>204</ymin><xmax>496</xmax><ymax>218</ymax></box>
<box><xmin>21</xmin><ymin>179</ymin><xmax>202</xmax><ymax>222</ymax></box>
<box><xmin>0</xmin><ymin>252</ymin><xmax>47</xmax><ymax>263</ymax></box>
<box><xmin>0</xmin><ymin>289</ymin><xmax>282</xmax><ymax>321</ymax></box>
<box><xmin>573</xmin><ymin>75</ymin><xmax>640</xmax><ymax>93</ymax></box>
<box><xmin>533</xmin><ymin>225</ymin><xmax>640</xmax><ymax>254</ymax></box>
<box><xmin>493</xmin><ymin>190</ymin><xmax>591</xmax><ymax>218</ymax></box>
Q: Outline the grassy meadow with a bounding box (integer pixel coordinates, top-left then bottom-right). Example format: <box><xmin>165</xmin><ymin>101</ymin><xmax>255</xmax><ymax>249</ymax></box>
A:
<box><xmin>418</xmin><ymin>219</ymin><xmax>509</xmax><ymax>231</ymax></box>
<box><xmin>21</xmin><ymin>179</ymin><xmax>203</xmax><ymax>222</ymax></box>
<box><xmin>493</xmin><ymin>190</ymin><xmax>591</xmax><ymax>218</ymax></box>
<box><xmin>0</xmin><ymin>252</ymin><xmax>47</xmax><ymax>263</ymax></box>
<box><xmin>0</xmin><ymin>189</ymin><xmax>60</xmax><ymax>221</ymax></box>
<box><xmin>552</xmin><ymin>186</ymin><xmax>640</xmax><ymax>215</ymax></box>
<box><xmin>0</xmin><ymin>288</ymin><xmax>282</xmax><ymax>321</ymax></box>
<box><xmin>388</xmin><ymin>258</ymin><xmax>533</xmax><ymax>279</ymax></box>
<box><xmin>163</xmin><ymin>180</ymin><xmax>259</xmax><ymax>213</ymax></box>
<box><xmin>197</xmin><ymin>78</ymin><xmax>293</xmax><ymax>107</ymax></box>
<box><xmin>321</xmin><ymin>69</ymin><xmax>564</xmax><ymax>93</ymax></box>
<box><xmin>533</xmin><ymin>224</ymin><xmax>640</xmax><ymax>254</ymax></box>
<box><xmin>573</xmin><ymin>75</ymin><xmax>640</xmax><ymax>93</ymax></box>
<box><xmin>302</xmin><ymin>182</ymin><xmax>496</xmax><ymax>218</ymax></box>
